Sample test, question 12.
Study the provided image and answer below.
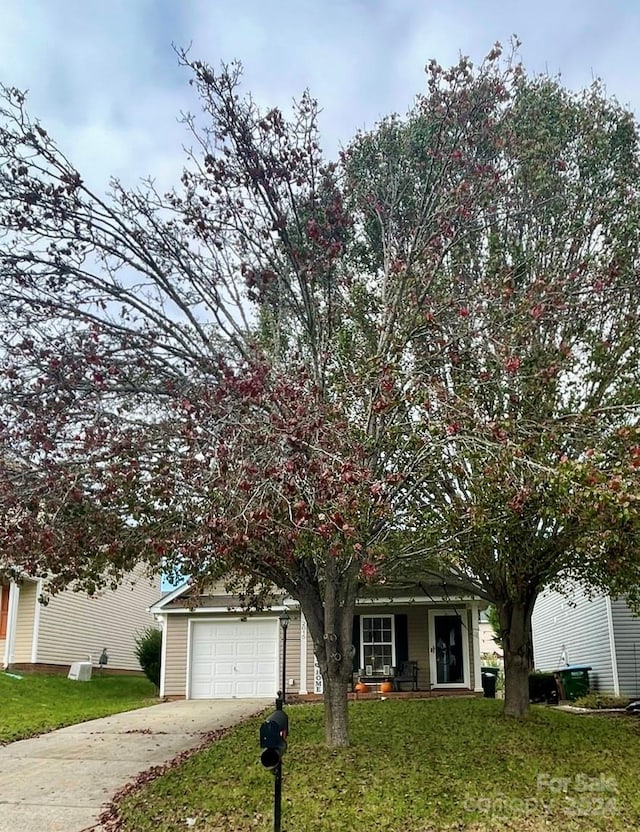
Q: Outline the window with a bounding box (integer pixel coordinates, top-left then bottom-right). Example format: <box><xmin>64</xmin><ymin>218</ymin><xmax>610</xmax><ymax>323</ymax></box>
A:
<box><xmin>361</xmin><ymin>615</ymin><xmax>395</xmax><ymax>675</ymax></box>
<box><xmin>0</xmin><ymin>585</ymin><xmax>9</xmax><ymax>639</ymax></box>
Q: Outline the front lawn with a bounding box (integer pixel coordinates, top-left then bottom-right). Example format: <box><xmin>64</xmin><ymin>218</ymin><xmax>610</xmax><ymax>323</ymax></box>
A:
<box><xmin>113</xmin><ymin>698</ymin><xmax>640</xmax><ymax>832</ymax></box>
<box><xmin>0</xmin><ymin>671</ymin><xmax>158</xmax><ymax>743</ymax></box>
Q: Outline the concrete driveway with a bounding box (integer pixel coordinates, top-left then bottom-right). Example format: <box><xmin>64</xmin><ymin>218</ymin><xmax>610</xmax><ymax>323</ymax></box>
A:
<box><xmin>0</xmin><ymin>698</ymin><xmax>269</xmax><ymax>832</ymax></box>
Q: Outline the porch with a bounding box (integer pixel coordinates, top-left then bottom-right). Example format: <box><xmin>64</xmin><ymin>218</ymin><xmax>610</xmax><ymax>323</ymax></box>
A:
<box><xmin>305</xmin><ymin>596</ymin><xmax>486</xmax><ymax>698</ymax></box>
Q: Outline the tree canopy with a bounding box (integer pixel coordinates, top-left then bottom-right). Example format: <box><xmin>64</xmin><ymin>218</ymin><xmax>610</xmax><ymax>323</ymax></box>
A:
<box><xmin>1</xmin><ymin>42</ymin><xmax>639</xmax><ymax>736</ymax></box>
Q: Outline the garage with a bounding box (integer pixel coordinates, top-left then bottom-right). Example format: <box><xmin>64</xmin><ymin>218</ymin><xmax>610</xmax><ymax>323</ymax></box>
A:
<box><xmin>188</xmin><ymin>618</ymin><xmax>279</xmax><ymax>698</ymax></box>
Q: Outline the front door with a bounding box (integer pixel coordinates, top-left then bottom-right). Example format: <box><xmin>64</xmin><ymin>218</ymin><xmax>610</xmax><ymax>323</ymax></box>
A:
<box><xmin>429</xmin><ymin>610</ymin><xmax>469</xmax><ymax>687</ymax></box>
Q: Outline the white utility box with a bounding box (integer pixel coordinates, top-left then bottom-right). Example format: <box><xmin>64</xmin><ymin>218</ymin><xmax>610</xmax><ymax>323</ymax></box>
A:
<box><xmin>68</xmin><ymin>661</ymin><xmax>92</xmax><ymax>681</ymax></box>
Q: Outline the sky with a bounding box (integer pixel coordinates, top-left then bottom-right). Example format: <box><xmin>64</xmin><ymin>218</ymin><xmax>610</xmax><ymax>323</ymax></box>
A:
<box><xmin>2</xmin><ymin>0</ymin><xmax>640</xmax><ymax>196</ymax></box>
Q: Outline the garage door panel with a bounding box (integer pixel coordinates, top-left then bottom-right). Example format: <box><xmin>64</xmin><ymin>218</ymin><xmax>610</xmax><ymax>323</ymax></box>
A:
<box><xmin>193</xmin><ymin>639</ymin><xmax>215</xmax><ymax>655</ymax></box>
<box><xmin>212</xmin><ymin>660</ymin><xmax>236</xmax><ymax>675</ymax></box>
<box><xmin>256</xmin><ymin>678</ymin><xmax>277</xmax><ymax>696</ymax></box>
<box><xmin>233</xmin><ymin>660</ymin><xmax>256</xmax><ymax>674</ymax></box>
<box><xmin>211</xmin><ymin>681</ymin><xmax>235</xmax><ymax>697</ymax></box>
<box><xmin>189</xmin><ymin>619</ymin><xmax>278</xmax><ymax>699</ymax></box>
<box><xmin>212</xmin><ymin>644</ymin><xmax>235</xmax><ymax>658</ymax></box>
<box><xmin>234</xmin><ymin>680</ymin><xmax>258</xmax><ymax>696</ymax></box>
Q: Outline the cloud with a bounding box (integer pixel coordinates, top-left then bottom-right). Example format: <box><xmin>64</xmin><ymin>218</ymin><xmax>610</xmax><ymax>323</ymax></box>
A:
<box><xmin>1</xmin><ymin>0</ymin><xmax>640</xmax><ymax>191</ymax></box>
<box><xmin>0</xmin><ymin>0</ymin><xmax>190</xmax><ymax>189</ymax></box>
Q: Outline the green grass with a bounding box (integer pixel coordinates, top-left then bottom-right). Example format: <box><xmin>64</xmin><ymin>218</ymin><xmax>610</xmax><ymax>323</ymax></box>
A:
<box><xmin>0</xmin><ymin>671</ymin><xmax>158</xmax><ymax>743</ymax></box>
<box><xmin>115</xmin><ymin>698</ymin><xmax>640</xmax><ymax>832</ymax></box>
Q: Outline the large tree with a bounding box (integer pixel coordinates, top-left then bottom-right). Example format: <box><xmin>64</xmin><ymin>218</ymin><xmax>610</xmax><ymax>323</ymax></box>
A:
<box><xmin>0</xmin><ymin>43</ymin><xmax>639</xmax><ymax>735</ymax></box>
<box><xmin>344</xmin><ymin>49</ymin><xmax>640</xmax><ymax>715</ymax></box>
<box><xmin>0</xmin><ymin>51</ymin><xmax>488</xmax><ymax>745</ymax></box>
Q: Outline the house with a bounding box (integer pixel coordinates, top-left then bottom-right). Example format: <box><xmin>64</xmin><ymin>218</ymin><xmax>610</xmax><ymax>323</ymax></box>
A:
<box><xmin>532</xmin><ymin>581</ymin><xmax>640</xmax><ymax>698</ymax></box>
<box><xmin>149</xmin><ymin>578</ymin><xmax>488</xmax><ymax>699</ymax></box>
<box><xmin>1</xmin><ymin>567</ymin><xmax>160</xmax><ymax>673</ymax></box>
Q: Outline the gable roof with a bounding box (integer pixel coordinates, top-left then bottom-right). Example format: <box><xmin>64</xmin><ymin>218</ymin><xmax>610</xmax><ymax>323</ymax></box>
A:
<box><xmin>148</xmin><ymin>582</ymin><xmax>192</xmax><ymax>613</ymax></box>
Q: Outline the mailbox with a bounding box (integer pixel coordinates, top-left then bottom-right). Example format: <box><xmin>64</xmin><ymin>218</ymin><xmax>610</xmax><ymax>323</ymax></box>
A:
<box><xmin>259</xmin><ymin>709</ymin><xmax>288</xmax><ymax>769</ymax></box>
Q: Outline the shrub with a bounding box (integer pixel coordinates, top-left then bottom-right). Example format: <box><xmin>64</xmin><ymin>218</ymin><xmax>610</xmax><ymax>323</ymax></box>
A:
<box><xmin>573</xmin><ymin>692</ymin><xmax>629</xmax><ymax>709</ymax></box>
<box><xmin>529</xmin><ymin>671</ymin><xmax>558</xmax><ymax>703</ymax></box>
<box><xmin>134</xmin><ymin>626</ymin><xmax>162</xmax><ymax>692</ymax></box>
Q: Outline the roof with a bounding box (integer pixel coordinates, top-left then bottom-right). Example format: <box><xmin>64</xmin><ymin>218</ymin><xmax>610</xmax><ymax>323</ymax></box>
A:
<box><xmin>148</xmin><ymin>576</ymin><xmax>487</xmax><ymax>615</ymax></box>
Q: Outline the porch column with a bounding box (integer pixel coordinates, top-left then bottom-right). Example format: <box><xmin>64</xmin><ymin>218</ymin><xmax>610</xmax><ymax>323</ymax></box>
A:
<box><xmin>299</xmin><ymin>613</ymin><xmax>308</xmax><ymax>694</ymax></box>
<box><xmin>3</xmin><ymin>582</ymin><xmax>20</xmax><ymax>668</ymax></box>
<box><xmin>156</xmin><ymin>614</ymin><xmax>168</xmax><ymax>699</ymax></box>
<box><xmin>30</xmin><ymin>579</ymin><xmax>43</xmax><ymax>663</ymax></box>
<box><xmin>471</xmin><ymin>603</ymin><xmax>483</xmax><ymax>692</ymax></box>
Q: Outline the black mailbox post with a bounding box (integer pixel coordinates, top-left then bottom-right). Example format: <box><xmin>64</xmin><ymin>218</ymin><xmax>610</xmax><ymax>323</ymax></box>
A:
<box><xmin>260</xmin><ymin>698</ymin><xmax>289</xmax><ymax>832</ymax></box>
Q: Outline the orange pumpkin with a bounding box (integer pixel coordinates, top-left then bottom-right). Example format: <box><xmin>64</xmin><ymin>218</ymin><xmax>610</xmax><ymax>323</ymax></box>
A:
<box><xmin>355</xmin><ymin>681</ymin><xmax>368</xmax><ymax>693</ymax></box>
<box><xmin>380</xmin><ymin>681</ymin><xmax>393</xmax><ymax>694</ymax></box>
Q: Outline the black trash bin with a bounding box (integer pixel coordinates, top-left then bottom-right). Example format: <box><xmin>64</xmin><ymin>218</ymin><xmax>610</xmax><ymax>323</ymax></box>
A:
<box><xmin>481</xmin><ymin>667</ymin><xmax>499</xmax><ymax>698</ymax></box>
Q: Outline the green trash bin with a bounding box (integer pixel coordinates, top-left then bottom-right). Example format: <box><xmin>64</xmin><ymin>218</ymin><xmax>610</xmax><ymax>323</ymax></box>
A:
<box><xmin>555</xmin><ymin>666</ymin><xmax>591</xmax><ymax>701</ymax></box>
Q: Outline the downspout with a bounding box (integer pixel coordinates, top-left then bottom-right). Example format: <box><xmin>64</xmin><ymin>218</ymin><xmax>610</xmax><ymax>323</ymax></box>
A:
<box><xmin>604</xmin><ymin>596</ymin><xmax>620</xmax><ymax>696</ymax></box>
<box><xmin>3</xmin><ymin>582</ymin><xmax>20</xmax><ymax>668</ymax></box>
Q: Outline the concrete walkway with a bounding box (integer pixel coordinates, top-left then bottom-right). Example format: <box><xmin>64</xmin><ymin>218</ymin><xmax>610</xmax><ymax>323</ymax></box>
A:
<box><xmin>0</xmin><ymin>698</ymin><xmax>269</xmax><ymax>832</ymax></box>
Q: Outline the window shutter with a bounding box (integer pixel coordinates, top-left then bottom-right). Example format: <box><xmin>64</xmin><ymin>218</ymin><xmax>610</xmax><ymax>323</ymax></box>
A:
<box><xmin>0</xmin><ymin>585</ymin><xmax>9</xmax><ymax>639</ymax></box>
<box><xmin>395</xmin><ymin>614</ymin><xmax>408</xmax><ymax>666</ymax></box>
<box><xmin>352</xmin><ymin>615</ymin><xmax>360</xmax><ymax>671</ymax></box>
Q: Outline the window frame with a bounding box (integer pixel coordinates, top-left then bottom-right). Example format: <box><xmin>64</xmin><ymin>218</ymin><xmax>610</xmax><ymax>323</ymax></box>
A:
<box><xmin>359</xmin><ymin>614</ymin><xmax>396</xmax><ymax>676</ymax></box>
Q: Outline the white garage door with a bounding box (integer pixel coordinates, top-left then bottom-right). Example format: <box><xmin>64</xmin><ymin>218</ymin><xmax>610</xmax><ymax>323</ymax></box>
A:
<box><xmin>189</xmin><ymin>618</ymin><xmax>279</xmax><ymax>699</ymax></box>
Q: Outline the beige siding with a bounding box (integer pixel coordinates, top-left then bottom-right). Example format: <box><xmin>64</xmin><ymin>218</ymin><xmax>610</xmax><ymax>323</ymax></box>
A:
<box><xmin>280</xmin><ymin>613</ymin><xmax>301</xmax><ymax>695</ymax></box>
<box><xmin>36</xmin><ymin>568</ymin><xmax>160</xmax><ymax>671</ymax></box>
<box><xmin>163</xmin><ymin>615</ymin><xmax>189</xmax><ymax>697</ymax></box>
<box><xmin>13</xmin><ymin>581</ymin><xmax>37</xmax><ymax>662</ymax></box>
<box><xmin>306</xmin><ymin>616</ymin><xmax>316</xmax><ymax>692</ymax></box>
<box><xmin>408</xmin><ymin>606</ymin><xmax>431</xmax><ymax>688</ymax></box>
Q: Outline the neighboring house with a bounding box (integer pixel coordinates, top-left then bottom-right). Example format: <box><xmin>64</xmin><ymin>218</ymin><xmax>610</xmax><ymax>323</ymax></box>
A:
<box><xmin>532</xmin><ymin>581</ymin><xmax>640</xmax><ymax>698</ymax></box>
<box><xmin>149</xmin><ymin>579</ymin><xmax>488</xmax><ymax>700</ymax></box>
<box><xmin>478</xmin><ymin>609</ymin><xmax>503</xmax><ymax>663</ymax></box>
<box><xmin>1</xmin><ymin>567</ymin><xmax>160</xmax><ymax>673</ymax></box>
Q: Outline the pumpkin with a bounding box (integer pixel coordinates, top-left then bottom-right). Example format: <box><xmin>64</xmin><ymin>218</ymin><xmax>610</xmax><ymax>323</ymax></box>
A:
<box><xmin>380</xmin><ymin>681</ymin><xmax>393</xmax><ymax>694</ymax></box>
<box><xmin>355</xmin><ymin>681</ymin><xmax>368</xmax><ymax>693</ymax></box>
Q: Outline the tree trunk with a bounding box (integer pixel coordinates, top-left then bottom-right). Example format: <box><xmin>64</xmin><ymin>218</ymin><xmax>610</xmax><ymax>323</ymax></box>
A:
<box><xmin>322</xmin><ymin>668</ymin><xmax>352</xmax><ymax>747</ymax></box>
<box><xmin>297</xmin><ymin>563</ymin><xmax>359</xmax><ymax>747</ymax></box>
<box><xmin>306</xmin><ymin>617</ymin><xmax>356</xmax><ymax>746</ymax></box>
<box><xmin>497</xmin><ymin>596</ymin><xmax>536</xmax><ymax>717</ymax></box>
